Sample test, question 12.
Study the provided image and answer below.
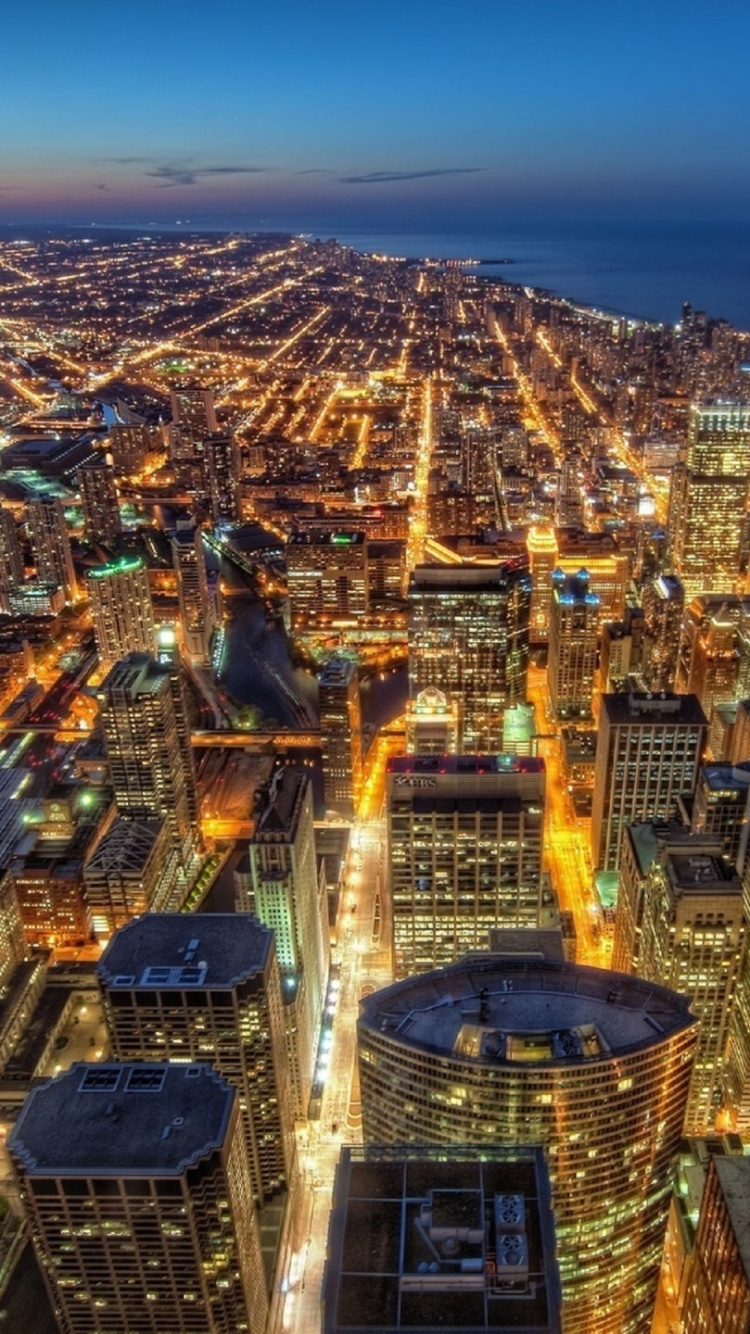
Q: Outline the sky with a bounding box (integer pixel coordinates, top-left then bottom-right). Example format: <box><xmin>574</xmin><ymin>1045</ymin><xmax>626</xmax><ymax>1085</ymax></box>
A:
<box><xmin>1</xmin><ymin>0</ymin><xmax>749</xmax><ymax>229</ymax></box>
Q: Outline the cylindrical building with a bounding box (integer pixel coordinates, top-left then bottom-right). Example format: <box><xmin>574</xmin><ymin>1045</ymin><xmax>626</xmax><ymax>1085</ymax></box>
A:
<box><xmin>358</xmin><ymin>952</ymin><xmax>697</xmax><ymax>1334</ymax></box>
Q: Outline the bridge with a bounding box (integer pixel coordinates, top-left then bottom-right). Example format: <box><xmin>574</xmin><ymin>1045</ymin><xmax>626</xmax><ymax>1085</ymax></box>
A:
<box><xmin>191</xmin><ymin>729</ymin><xmax>321</xmax><ymax>749</ymax></box>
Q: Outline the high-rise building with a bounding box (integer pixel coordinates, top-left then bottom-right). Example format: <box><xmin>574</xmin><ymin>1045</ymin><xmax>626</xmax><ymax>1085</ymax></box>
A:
<box><xmin>170</xmin><ymin>385</ymin><xmax>218</xmax><ymax>444</ymax></box>
<box><xmin>87</xmin><ymin>556</ymin><xmax>156</xmax><ymax>670</ymax></box>
<box><xmin>324</xmin><ymin>1145</ymin><xmax>562</xmax><ymax>1334</ymax></box>
<box><xmin>681</xmin><ymin>1156</ymin><xmax>750</xmax><ymax>1334</ymax></box>
<box><xmin>409</xmin><ymin>561</ymin><xmax>531</xmax><ymax>752</ymax></box>
<box><xmin>319</xmin><ymin>657</ymin><xmax>362</xmax><ymax>818</ymax></box>
<box><xmin>358</xmin><ymin>947</ymin><xmax>697</xmax><ymax>1334</ymax></box>
<box><xmin>641</xmin><ymin>573</ymin><xmax>685</xmax><ymax>693</ymax></box>
<box><xmin>676</xmin><ymin>594</ymin><xmax>748</xmax><ymax>717</ymax></box>
<box><xmin>668</xmin><ymin>401</ymin><xmax>750</xmax><ymax>597</ymax></box>
<box><xmin>241</xmin><ymin>767</ymin><xmax>329</xmax><ymax>1116</ymax></box>
<box><xmin>547</xmin><ymin>569</ymin><xmax>600</xmax><ymax>719</ymax></box>
<box><xmin>10</xmin><ymin>1062</ymin><xmax>268</xmax><ymax>1334</ymax></box>
<box><xmin>99</xmin><ymin>914</ymin><xmax>295</xmax><ymax>1206</ymax></box>
<box><xmin>636</xmin><ymin>838</ymin><xmax>744</xmax><ymax>1134</ymax></box>
<box><xmin>386</xmin><ymin>754</ymin><xmax>546</xmax><ymax>977</ymax></box>
<box><xmin>690</xmin><ymin>761</ymin><xmax>750</xmax><ymax>875</ymax></box>
<box><xmin>0</xmin><ymin>505</ymin><xmax>24</xmax><ymax>609</ymax></box>
<box><xmin>203</xmin><ymin>433</ymin><xmax>242</xmax><ymax>524</ymax></box>
<box><xmin>526</xmin><ymin>526</ymin><xmax>558</xmax><ymax>643</ymax></box>
<box><xmin>614</xmin><ymin>819</ymin><xmax>690</xmax><ymax>976</ymax></box>
<box><xmin>97</xmin><ymin>654</ymin><xmax>198</xmax><ymax>876</ymax></box>
<box><xmin>26</xmin><ymin>496</ymin><xmax>77</xmax><ymax>602</ymax></box>
<box><xmin>82</xmin><ymin>816</ymin><xmax>175</xmax><ymax>941</ymax></box>
<box><xmin>556</xmin><ymin>456</ymin><xmax>584</xmax><ymax>527</ymax></box>
<box><xmin>76</xmin><ymin>456</ymin><xmax>122</xmax><ymax>547</ymax></box>
<box><xmin>591</xmin><ymin>692</ymin><xmax>707</xmax><ymax>872</ymax></box>
<box><xmin>405</xmin><ymin>685</ymin><xmax>461</xmax><ymax>754</ymax></box>
<box><xmin>171</xmin><ymin>529</ymin><xmax>214</xmax><ymax>664</ymax></box>
<box><xmin>286</xmin><ymin>532</ymin><xmax>369</xmax><ymax>633</ymax></box>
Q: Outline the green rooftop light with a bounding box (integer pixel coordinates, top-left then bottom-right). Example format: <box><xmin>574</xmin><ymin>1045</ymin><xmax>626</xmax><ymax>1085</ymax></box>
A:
<box><xmin>88</xmin><ymin>555</ymin><xmax>144</xmax><ymax>579</ymax></box>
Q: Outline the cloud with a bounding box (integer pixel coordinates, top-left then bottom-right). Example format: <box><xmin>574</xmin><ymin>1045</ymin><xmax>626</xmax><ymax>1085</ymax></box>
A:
<box><xmin>340</xmin><ymin>168</ymin><xmax>484</xmax><ymax>184</ymax></box>
<box><xmin>97</xmin><ymin>183</ymin><xmax>112</xmax><ymax>191</ymax></box>
<box><xmin>146</xmin><ymin>163</ymin><xmax>269</xmax><ymax>188</ymax></box>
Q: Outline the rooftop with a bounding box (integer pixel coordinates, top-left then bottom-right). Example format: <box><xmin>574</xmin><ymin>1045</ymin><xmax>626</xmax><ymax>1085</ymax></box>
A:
<box><xmin>700</xmin><ymin>763</ymin><xmax>750</xmax><ymax>794</ymax></box>
<box><xmin>388</xmin><ymin>754</ymin><xmax>544</xmax><ymax>777</ymax></box>
<box><xmin>83</xmin><ymin>816</ymin><xmax>165</xmax><ymax>877</ymax></box>
<box><xmin>323</xmin><ymin>1146</ymin><xmax>561</xmax><ymax>1333</ymax></box>
<box><xmin>98</xmin><ymin>913</ymin><xmax>273</xmax><ymax>990</ymax></box>
<box><xmin>602</xmin><ymin>691</ymin><xmax>707</xmax><ymax>727</ymax></box>
<box><xmin>9</xmin><ymin>1063</ymin><xmax>235</xmax><ymax>1177</ymax></box>
<box><xmin>359</xmin><ymin>952</ymin><xmax>696</xmax><ymax>1066</ymax></box>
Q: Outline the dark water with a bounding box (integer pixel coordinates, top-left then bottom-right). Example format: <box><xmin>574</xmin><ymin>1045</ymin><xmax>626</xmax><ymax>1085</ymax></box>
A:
<box><xmin>334</xmin><ymin>220</ymin><xmax>750</xmax><ymax>330</ymax></box>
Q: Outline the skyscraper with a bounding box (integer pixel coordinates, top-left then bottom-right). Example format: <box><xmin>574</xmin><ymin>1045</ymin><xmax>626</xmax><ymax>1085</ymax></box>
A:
<box><xmin>668</xmin><ymin>401</ymin><xmax>750</xmax><ymax>597</ymax></box>
<box><xmin>286</xmin><ymin>531</ymin><xmax>369</xmax><ymax>633</ymax></box>
<box><xmin>641</xmin><ymin>573</ymin><xmax>685</xmax><ymax>693</ymax></box>
<box><xmin>358</xmin><ymin>948</ymin><xmax>697</xmax><ymax>1334</ymax></box>
<box><xmin>526</xmin><ymin>526</ymin><xmax>558</xmax><ymax>642</ymax></box>
<box><xmin>409</xmin><ymin>560</ymin><xmax>531</xmax><ymax>752</ymax></box>
<box><xmin>591</xmin><ymin>692</ymin><xmax>707</xmax><ymax>872</ymax></box>
<box><xmin>10</xmin><ymin>1062</ymin><xmax>269</xmax><ymax>1334</ymax></box>
<box><xmin>76</xmin><ymin>455</ymin><xmax>122</xmax><ymax>547</ymax></box>
<box><xmin>681</xmin><ymin>1156</ymin><xmax>750</xmax><ymax>1334</ymax></box>
<box><xmin>547</xmin><ymin>568</ymin><xmax>600</xmax><ymax>720</ymax></box>
<box><xmin>636</xmin><ymin>837</ymin><xmax>744</xmax><ymax>1134</ymax></box>
<box><xmin>0</xmin><ymin>505</ymin><xmax>24</xmax><ymax>609</ymax></box>
<box><xmin>87</xmin><ymin>555</ymin><xmax>156</xmax><ymax>670</ymax></box>
<box><xmin>170</xmin><ymin>385</ymin><xmax>218</xmax><ymax>443</ymax></box>
<box><xmin>242</xmin><ymin>766</ymin><xmax>329</xmax><ymax>1116</ymax></box>
<box><xmin>171</xmin><ymin>529</ymin><xmax>214</xmax><ymax>664</ymax></box>
<box><xmin>405</xmin><ymin>685</ymin><xmax>461</xmax><ymax>754</ymax></box>
<box><xmin>319</xmin><ymin>657</ymin><xmax>362</xmax><ymax>818</ymax></box>
<box><xmin>386</xmin><ymin>754</ymin><xmax>546</xmax><ymax>977</ymax></box>
<box><xmin>691</xmin><ymin>761</ymin><xmax>750</xmax><ymax>875</ymax></box>
<box><xmin>82</xmin><ymin>816</ymin><xmax>175</xmax><ymax>940</ymax></box>
<box><xmin>26</xmin><ymin>495</ymin><xmax>77</xmax><ymax>602</ymax></box>
<box><xmin>97</xmin><ymin>654</ymin><xmax>198</xmax><ymax>876</ymax></box>
<box><xmin>203</xmin><ymin>433</ymin><xmax>242</xmax><ymax>524</ymax></box>
<box><xmin>99</xmin><ymin>914</ymin><xmax>295</xmax><ymax>1206</ymax></box>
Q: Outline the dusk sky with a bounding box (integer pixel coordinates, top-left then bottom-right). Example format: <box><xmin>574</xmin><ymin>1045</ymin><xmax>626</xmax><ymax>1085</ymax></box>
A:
<box><xmin>2</xmin><ymin>0</ymin><xmax>750</xmax><ymax>228</ymax></box>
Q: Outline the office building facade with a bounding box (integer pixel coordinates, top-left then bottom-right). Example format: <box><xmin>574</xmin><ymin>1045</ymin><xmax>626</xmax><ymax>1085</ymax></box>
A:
<box><xmin>10</xmin><ymin>1062</ymin><xmax>268</xmax><ymax>1334</ymax></box>
<box><xmin>171</xmin><ymin>529</ymin><xmax>214</xmax><ymax>664</ymax></box>
<box><xmin>668</xmin><ymin>401</ymin><xmax>750</xmax><ymax>597</ymax></box>
<box><xmin>409</xmin><ymin>560</ymin><xmax>531</xmax><ymax>753</ymax></box>
<box><xmin>547</xmin><ymin>569</ymin><xmax>600</xmax><ymax>720</ymax></box>
<box><xmin>319</xmin><ymin>657</ymin><xmax>362</xmax><ymax>818</ymax></box>
<box><xmin>591</xmin><ymin>692</ymin><xmax>707</xmax><ymax>872</ymax></box>
<box><xmin>26</xmin><ymin>496</ymin><xmax>77</xmax><ymax>603</ymax></box>
<box><xmin>287</xmin><ymin>531</ymin><xmax>368</xmax><ymax>633</ymax></box>
<box><xmin>77</xmin><ymin>456</ymin><xmax>122</xmax><ymax>547</ymax></box>
<box><xmin>87</xmin><ymin>556</ymin><xmax>156</xmax><ymax>670</ymax></box>
<box><xmin>99</xmin><ymin>914</ymin><xmax>295</xmax><ymax>1206</ymax></box>
<box><xmin>387</xmin><ymin>754</ymin><xmax>546</xmax><ymax>977</ymax></box>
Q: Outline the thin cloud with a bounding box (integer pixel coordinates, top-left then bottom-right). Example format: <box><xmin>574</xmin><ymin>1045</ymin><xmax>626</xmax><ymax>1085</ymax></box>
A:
<box><xmin>146</xmin><ymin>163</ymin><xmax>269</xmax><ymax>188</ymax></box>
<box><xmin>340</xmin><ymin>168</ymin><xmax>484</xmax><ymax>184</ymax></box>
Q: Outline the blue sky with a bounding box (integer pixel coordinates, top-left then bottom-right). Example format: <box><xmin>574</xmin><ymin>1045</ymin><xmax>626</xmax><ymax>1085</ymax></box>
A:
<box><xmin>1</xmin><ymin>0</ymin><xmax>749</xmax><ymax>225</ymax></box>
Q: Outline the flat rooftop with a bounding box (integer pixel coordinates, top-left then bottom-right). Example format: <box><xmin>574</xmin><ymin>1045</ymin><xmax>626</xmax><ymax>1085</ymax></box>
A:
<box><xmin>359</xmin><ymin>954</ymin><xmax>695</xmax><ymax>1066</ymax></box>
<box><xmin>701</xmin><ymin>763</ymin><xmax>750</xmax><ymax>793</ymax></box>
<box><xmin>9</xmin><ymin>1062</ymin><xmax>235</xmax><ymax>1176</ymax></box>
<box><xmin>388</xmin><ymin>755</ymin><xmax>544</xmax><ymax>777</ymax></box>
<box><xmin>324</xmin><ymin>1146</ymin><xmax>561</xmax><ymax>1333</ymax></box>
<box><xmin>602</xmin><ymin>691</ymin><xmax>706</xmax><ymax>727</ymax></box>
<box><xmin>98</xmin><ymin>913</ymin><xmax>273</xmax><ymax>990</ymax></box>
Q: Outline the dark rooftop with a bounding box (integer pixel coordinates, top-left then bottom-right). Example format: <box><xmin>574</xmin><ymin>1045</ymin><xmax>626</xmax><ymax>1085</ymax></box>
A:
<box><xmin>98</xmin><ymin>913</ymin><xmax>273</xmax><ymax>990</ymax></box>
<box><xmin>601</xmin><ymin>691</ymin><xmax>707</xmax><ymax>727</ymax></box>
<box><xmin>359</xmin><ymin>952</ymin><xmax>696</xmax><ymax>1065</ymax></box>
<box><xmin>9</xmin><ymin>1062</ymin><xmax>236</xmax><ymax>1176</ymax></box>
<box><xmin>323</xmin><ymin>1146</ymin><xmax>561</xmax><ymax>1333</ymax></box>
